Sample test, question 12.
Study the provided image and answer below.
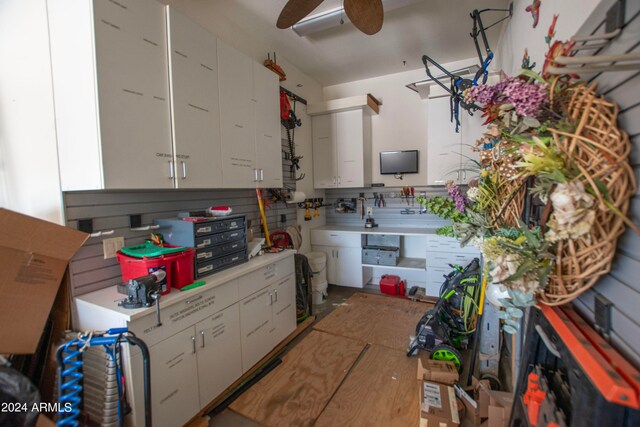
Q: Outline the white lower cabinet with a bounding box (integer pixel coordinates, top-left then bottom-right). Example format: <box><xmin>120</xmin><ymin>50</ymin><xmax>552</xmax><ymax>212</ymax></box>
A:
<box><xmin>239</xmin><ymin>273</ymin><xmax>296</xmax><ymax>372</ymax></box>
<box><xmin>312</xmin><ymin>245</ymin><xmax>365</xmax><ymax>288</ymax></box>
<box><xmin>195</xmin><ymin>304</ymin><xmax>243</xmax><ymax>405</ymax></box>
<box><xmin>75</xmin><ymin>252</ymin><xmax>296</xmax><ymax>427</ymax></box>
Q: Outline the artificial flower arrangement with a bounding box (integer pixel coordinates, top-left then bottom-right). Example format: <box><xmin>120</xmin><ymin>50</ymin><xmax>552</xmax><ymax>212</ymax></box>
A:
<box><xmin>417</xmin><ymin>68</ymin><xmax>637</xmax><ymax>332</ymax></box>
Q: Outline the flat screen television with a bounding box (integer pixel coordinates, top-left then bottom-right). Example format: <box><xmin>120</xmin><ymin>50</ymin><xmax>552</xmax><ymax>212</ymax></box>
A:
<box><xmin>379</xmin><ymin>150</ymin><xmax>419</xmax><ymax>175</ymax></box>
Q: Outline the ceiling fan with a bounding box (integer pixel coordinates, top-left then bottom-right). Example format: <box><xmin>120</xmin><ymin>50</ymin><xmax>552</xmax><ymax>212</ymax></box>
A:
<box><xmin>277</xmin><ymin>0</ymin><xmax>384</xmax><ymax>35</ymax></box>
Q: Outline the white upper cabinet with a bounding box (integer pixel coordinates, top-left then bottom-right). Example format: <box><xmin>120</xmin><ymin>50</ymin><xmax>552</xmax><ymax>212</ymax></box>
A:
<box><xmin>167</xmin><ymin>7</ymin><xmax>222</xmax><ymax>188</ymax></box>
<box><xmin>217</xmin><ymin>39</ymin><xmax>256</xmax><ymax>188</ymax></box>
<box><xmin>218</xmin><ymin>41</ymin><xmax>282</xmax><ymax>189</ymax></box>
<box><xmin>49</xmin><ymin>0</ymin><xmax>173</xmax><ymax>190</ymax></box>
<box><xmin>311</xmin><ymin>109</ymin><xmax>372</xmax><ymax>189</ymax></box>
<box><xmin>426</xmin><ymin>97</ymin><xmax>482</xmax><ymax>185</ymax></box>
<box><xmin>253</xmin><ymin>63</ymin><xmax>282</xmax><ymax>189</ymax></box>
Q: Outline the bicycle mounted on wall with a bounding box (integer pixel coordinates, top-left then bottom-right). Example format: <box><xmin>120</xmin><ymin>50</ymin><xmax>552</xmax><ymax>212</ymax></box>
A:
<box><xmin>422</xmin><ymin>5</ymin><xmax>513</xmax><ymax>132</ymax></box>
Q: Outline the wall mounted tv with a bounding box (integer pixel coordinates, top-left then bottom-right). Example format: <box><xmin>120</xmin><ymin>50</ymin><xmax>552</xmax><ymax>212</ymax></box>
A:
<box><xmin>379</xmin><ymin>150</ymin><xmax>419</xmax><ymax>175</ymax></box>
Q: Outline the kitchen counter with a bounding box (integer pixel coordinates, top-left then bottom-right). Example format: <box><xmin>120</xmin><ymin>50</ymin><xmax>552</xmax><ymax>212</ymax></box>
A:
<box><xmin>312</xmin><ymin>225</ymin><xmax>441</xmax><ymax>236</ymax></box>
<box><xmin>74</xmin><ymin>249</ymin><xmax>295</xmax><ymax>321</ymax></box>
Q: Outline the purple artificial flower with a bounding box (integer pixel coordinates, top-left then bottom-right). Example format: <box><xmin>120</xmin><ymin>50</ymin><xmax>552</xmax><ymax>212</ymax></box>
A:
<box><xmin>446</xmin><ymin>181</ymin><xmax>468</xmax><ymax>212</ymax></box>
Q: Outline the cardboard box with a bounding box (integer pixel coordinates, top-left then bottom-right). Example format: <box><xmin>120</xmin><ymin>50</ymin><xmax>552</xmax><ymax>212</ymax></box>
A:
<box><xmin>487</xmin><ymin>392</ymin><xmax>513</xmax><ymax>427</ymax></box>
<box><xmin>472</xmin><ymin>377</ymin><xmax>492</xmax><ymax>419</ymax></box>
<box><xmin>419</xmin><ymin>381</ymin><xmax>460</xmax><ymax>427</ymax></box>
<box><xmin>417</xmin><ymin>357</ymin><xmax>459</xmax><ymax>385</ymax></box>
<box><xmin>0</xmin><ymin>209</ymin><xmax>87</xmax><ymax>354</ymax></box>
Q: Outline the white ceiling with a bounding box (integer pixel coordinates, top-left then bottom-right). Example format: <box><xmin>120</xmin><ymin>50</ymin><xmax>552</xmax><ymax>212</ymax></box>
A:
<box><xmin>166</xmin><ymin>0</ymin><xmax>510</xmax><ymax>86</ymax></box>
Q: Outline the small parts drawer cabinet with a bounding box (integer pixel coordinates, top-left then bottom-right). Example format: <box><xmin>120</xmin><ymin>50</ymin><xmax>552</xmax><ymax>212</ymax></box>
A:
<box><xmin>157</xmin><ymin>216</ymin><xmax>248</xmax><ymax>278</ymax></box>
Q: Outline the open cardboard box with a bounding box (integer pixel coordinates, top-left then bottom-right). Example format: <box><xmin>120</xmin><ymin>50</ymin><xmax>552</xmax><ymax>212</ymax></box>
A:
<box><xmin>0</xmin><ymin>209</ymin><xmax>88</xmax><ymax>354</ymax></box>
<box><xmin>417</xmin><ymin>356</ymin><xmax>459</xmax><ymax>385</ymax></box>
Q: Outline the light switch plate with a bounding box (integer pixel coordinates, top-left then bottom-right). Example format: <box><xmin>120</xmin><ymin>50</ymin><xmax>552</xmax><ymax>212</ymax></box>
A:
<box><xmin>103</xmin><ymin>237</ymin><xmax>125</xmax><ymax>259</ymax></box>
<box><xmin>366</xmin><ymin>207</ymin><xmax>373</xmax><ymax>216</ymax></box>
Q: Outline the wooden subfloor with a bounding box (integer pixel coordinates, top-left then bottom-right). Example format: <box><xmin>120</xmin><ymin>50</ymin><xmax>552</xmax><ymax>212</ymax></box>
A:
<box><xmin>225</xmin><ymin>292</ymin><xmax>431</xmax><ymax>427</ymax></box>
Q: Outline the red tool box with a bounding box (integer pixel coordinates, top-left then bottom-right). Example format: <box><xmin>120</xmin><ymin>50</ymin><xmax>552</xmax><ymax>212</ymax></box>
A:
<box><xmin>379</xmin><ymin>275</ymin><xmax>405</xmax><ymax>296</ymax></box>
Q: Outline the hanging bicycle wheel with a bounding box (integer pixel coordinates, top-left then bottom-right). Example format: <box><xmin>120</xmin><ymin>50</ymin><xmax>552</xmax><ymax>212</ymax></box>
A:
<box><xmin>431</xmin><ymin>344</ymin><xmax>463</xmax><ymax>372</ymax></box>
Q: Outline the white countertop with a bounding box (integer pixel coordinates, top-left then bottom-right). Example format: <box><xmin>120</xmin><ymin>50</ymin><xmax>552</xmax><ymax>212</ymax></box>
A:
<box><xmin>312</xmin><ymin>225</ymin><xmax>441</xmax><ymax>236</ymax></box>
<box><xmin>75</xmin><ymin>250</ymin><xmax>295</xmax><ymax>321</ymax></box>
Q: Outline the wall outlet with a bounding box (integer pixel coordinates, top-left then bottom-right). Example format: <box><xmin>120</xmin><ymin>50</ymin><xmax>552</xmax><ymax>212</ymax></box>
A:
<box><xmin>366</xmin><ymin>207</ymin><xmax>373</xmax><ymax>216</ymax></box>
<box><xmin>103</xmin><ymin>237</ymin><xmax>125</xmax><ymax>259</ymax></box>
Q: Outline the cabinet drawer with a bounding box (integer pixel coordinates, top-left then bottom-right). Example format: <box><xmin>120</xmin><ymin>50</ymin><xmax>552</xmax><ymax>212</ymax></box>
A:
<box><xmin>426</xmin><ymin>235</ymin><xmax>479</xmax><ymax>254</ymax></box>
<box><xmin>426</xmin><ymin>267</ymin><xmax>450</xmax><ymax>297</ymax></box>
<box><xmin>311</xmin><ymin>230</ymin><xmax>361</xmax><ymax>247</ymax></box>
<box><xmin>196</xmin><ymin>240</ymin><xmax>245</xmax><ymax>262</ymax></box>
<box><xmin>128</xmin><ymin>279</ymin><xmax>238</xmax><ymax>347</ymax></box>
<box><xmin>238</xmin><ymin>255</ymin><xmax>294</xmax><ymax>300</ymax></box>
<box><xmin>426</xmin><ymin>252</ymin><xmax>478</xmax><ymax>269</ymax></box>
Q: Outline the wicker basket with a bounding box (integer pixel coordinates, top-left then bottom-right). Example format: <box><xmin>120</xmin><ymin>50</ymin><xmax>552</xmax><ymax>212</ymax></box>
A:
<box><xmin>540</xmin><ymin>81</ymin><xmax>637</xmax><ymax>305</ymax></box>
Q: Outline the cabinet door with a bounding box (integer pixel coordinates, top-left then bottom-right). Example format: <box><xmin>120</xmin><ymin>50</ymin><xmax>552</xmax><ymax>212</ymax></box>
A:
<box><xmin>142</xmin><ymin>327</ymin><xmax>200</xmax><ymax>427</ymax></box>
<box><xmin>253</xmin><ymin>63</ymin><xmax>282</xmax><ymax>188</ymax></box>
<box><xmin>312</xmin><ymin>245</ymin><xmax>337</xmax><ymax>284</ymax></box>
<box><xmin>336</xmin><ymin>109</ymin><xmax>364</xmax><ymax>187</ymax></box>
<box><xmin>239</xmin><ymin>286</ymin><xmax>274</xmax><ymax>372</ymax></box>
<box><xmin>218</xmin><ymin>40</ymin><xmax>256</xmax><ymax>188</ymax></box>
<box><xmin>311</xmin><ymin>114</ymin><xmax>337</xmax><ymax>188</ymax></box>
<box><xmin>195</xmin><ymin>303</ymin><xmax>242</xmax><ymax>406</ymax></box>
<box><xmin>427</xmin><ymin>97</ymin><xmax>462</xmax><ymax>185</ymax></box>
<box><xmin>459</xmin><ymin>109</ymin><xmax>484</xmax><ymax>184</ymax></box>
<box><xmin>334</xmin><ymin>246</ymin><xmax>364</xmax><ymax>288</ymax></box>
<box><xmin>270</xmin><ymin>274</ymin><xmax>296</xmax><ymax>346</ymax></box>
<box><xmin>167</xmin><ymin>8</ymin><xmax>222</xmax><ymax>188</ymax></box>
<box><xmin>93</xmin><ymin>0</ymin><xmax>173</xmax><ymax>189</ymax></box>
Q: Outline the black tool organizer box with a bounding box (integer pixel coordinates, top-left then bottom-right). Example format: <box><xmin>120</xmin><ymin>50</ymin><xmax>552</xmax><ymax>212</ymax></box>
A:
<box><xmin>510</xmin><ymin>306</ymin><xmax>640</xmax><ymax>427</ymax></box>
<box><xmin>156</xmin><ymin>215</ymin><xmax>248</xmax><ymax>278</ymax></box>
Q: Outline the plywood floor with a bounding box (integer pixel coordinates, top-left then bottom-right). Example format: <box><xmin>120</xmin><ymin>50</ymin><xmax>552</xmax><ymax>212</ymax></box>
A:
<box><xmin>313</xmin><ymin>292</ymin><xmax>427</xmax><ymax>351</ymax></box>
<box><xmin>229</xmin><ymin>292</ymin><xmax>431</xmax><ymax>427</ymax></box>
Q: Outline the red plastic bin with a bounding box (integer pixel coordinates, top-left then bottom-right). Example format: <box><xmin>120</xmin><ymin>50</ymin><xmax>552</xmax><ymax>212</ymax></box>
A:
<box><xmin>164</xmin><ymin>247</ymin><xmax>195</xmax><ymax>290</ymax></box>
<box><xmin>116</xmin><ymin>251</ymin><xmax>173</xmax><ymax>295</ymax></box>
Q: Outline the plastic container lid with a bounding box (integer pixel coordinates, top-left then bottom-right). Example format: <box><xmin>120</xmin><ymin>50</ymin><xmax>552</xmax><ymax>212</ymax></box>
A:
<box><xmin>120</xmin><ymin>242</ymin><xmax>185</xmax><ymax>258</ymax></box>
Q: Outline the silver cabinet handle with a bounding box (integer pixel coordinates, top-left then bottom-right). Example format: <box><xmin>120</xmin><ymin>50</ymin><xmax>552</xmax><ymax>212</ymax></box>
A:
<box><xmin>338</xmin><ymin>176</ymin><xmax>342</xmax><ymax>185</ymax></box>
<box><xmin>200</xmin><ymin>330</ymin><xmax>205</xmax><ymax>348</ymax></box>
<box><xmin>274</xmin><ymin>289</ymin><xmax>278</xmax><ymax>302</ymax></box>
<box><xmin>169</xmin><ymin>160</ymin><xmax>174</xmax><ymax>179</ymax></box>
<box><xmin>336</xmin><ymin>249</ymin><xmax>339</xmax><ymax>258</ymax></box>
<box><xmin>462</xmin><ymin>170</ymin><xmax>466</xmax><ymax>180</ymax></box>
<box><xmin>181</xmin><ymin>161</ymin><xmax>187</xmax><ymax>179</ymax></box>
<box><xmin>191</xmin><ymin>336</ymin><xmax>196</xmax><ymax>354</ymax></box>
<box><xmin>260</xmin><ymin>169</ymin><xmax>264</xmax><ymax>181</ymax></box>
<box><xmin>333</xmin><ymin>176</ymin><xmax>336</xmax><ymax>184</ymax></box>
<box><xmin>253</xmin><ymin>169</ymin><xmax>259</xmax><ymax>182</ymax></box>
<box><xmin>269</xmin><ymin>291</ymin><xmax>274</xmax><ymax>305</ymax></box>
<box><xmin>234</xmin><ymin>124</ymin><xmax>244</xmax><ymax>128</ymax></box>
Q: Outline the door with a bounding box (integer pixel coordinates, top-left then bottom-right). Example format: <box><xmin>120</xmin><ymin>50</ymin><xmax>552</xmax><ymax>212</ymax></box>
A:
<box><xmin>253</xmin><ymin>62</ymin><xmax>282</xmax><ymax>188</ymax></box>
<box><xmin>218</xmin><ymin>40</ymin><xmax>256</xmax><ymax>188</ymax></box>
<box><xmin>195</xmin><ymin>303</ymin><xmax>242</xmax><ymax>405</ymax></box>
<box><xmin>167</xmin><ymin>7</ymin><xmax>222</xmax><ymax>188</ymax></box>
<box><xmin>93</xmin><ymin>0</ymin><xmax>173</xmax><ymax>189</ymax></box>
<box><xmin>270</xmin><ymin>274</ymin><xmax>296</xmax><ymax>346</ymax></box>
<box><xmin>239</xmin><ymin>286</ymin><xmax>274</xmax><ymax>372</ymax></box>
<box><xmin>336</xmin><ymin>109</ymin><xmax>364</xmax><ymax>187</ymax></box>
<box><xmin>427</xmin><ymin>97</ymin><xmax>462</xmax><ymax>185</ymax></box>
<box><xmin>141</xmin><ymin>326</ymin><xmax>200</xmax><ymax>427</ymax></box>
<box><xmin>334</xmin><ymin>246</ymin><xmax>364</xmax><ymax>288</ymax></box>
<box><xmin>312</xmin><ymin>114</ymin><xmax>337</xmax><ymax>188</ymax></box>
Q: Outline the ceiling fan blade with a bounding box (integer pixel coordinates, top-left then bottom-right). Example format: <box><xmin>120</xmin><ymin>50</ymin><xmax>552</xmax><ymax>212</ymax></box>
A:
<box><xmin>344</xmin><ymin>0</ymin><xmax>383</xmax><ymax>35</ymax></box>
<box><xmin>277</xmin><ymin>0</ymin><xmax>325</xmax><ymax>29</ymax></box>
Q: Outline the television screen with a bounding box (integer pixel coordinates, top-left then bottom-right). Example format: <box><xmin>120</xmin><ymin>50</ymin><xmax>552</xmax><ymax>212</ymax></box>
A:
<box><xmin>379</xmin><ymin>150</ymin><xmax>419</xmax><ymax>175</ymax></box>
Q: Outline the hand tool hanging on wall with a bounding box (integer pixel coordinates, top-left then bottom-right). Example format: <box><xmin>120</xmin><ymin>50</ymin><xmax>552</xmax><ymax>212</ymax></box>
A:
<box><xmin>280</xmin><ymin>89</ymin><xmax>304</xmax><ymax>181</ymax></box>
<box><xmin>256</xmin><ymin>189</ymin><xmax>272</xmax><ymax>246</ymax></box>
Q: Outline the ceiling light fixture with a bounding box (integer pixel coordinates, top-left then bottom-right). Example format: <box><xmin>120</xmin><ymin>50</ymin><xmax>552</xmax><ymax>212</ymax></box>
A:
<box><xmin>291</xmin><ymin>0</ymin><xmax>422</xmax><ymax>37</ymax></box>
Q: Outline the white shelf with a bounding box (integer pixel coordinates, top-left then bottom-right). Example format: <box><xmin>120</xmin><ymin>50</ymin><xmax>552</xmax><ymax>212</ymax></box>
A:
<box><xmin>362</xmin><ymin>257</ymin><xmax>426</xmax><ymax>271</ymax></box>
